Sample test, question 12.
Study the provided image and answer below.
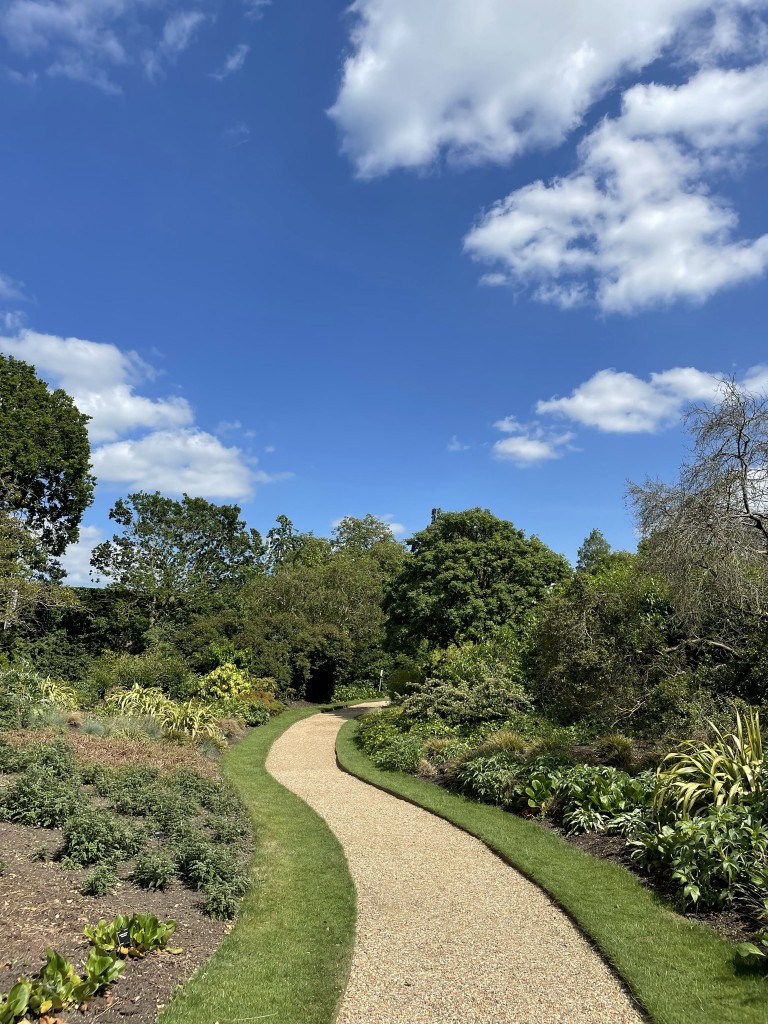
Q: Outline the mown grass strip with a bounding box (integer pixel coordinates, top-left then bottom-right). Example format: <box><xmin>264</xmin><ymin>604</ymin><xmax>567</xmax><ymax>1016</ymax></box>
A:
<box><xmin>161</xmin><ymin>708</ymin><xmax>356</xmax><ymax>1024</ymax></box>
<box><xmin>336</xmin><ymin>717</ymin><xmax>767</xmax><ymax>1024</ymax></box>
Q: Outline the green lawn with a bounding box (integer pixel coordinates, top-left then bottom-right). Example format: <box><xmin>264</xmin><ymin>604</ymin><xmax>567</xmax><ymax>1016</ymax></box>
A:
<box><xmin>337</xmin><ymin>717</ymin><xmax>768</xmax><ymax>1024</ymax></box>
<box><xmin>161</xmin><ymin>708</ymin><xmax>356</xmax><ymax>1024</ymax></box>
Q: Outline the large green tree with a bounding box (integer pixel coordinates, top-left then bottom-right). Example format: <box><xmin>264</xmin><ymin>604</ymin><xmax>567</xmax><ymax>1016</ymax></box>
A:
<box><xmin>384</xmin><ymin>507</ymin><xmax>570</xmax><ymax>653</ymax></box>
<box><xmin>0</xmin><ymin>354</ymin><xmax>93</xmax><ymax>556</ymax></box>
<box><xmin>91</xmin><ymin>491</ymin><xmax>263</xmax><ymax>626</ymax></box>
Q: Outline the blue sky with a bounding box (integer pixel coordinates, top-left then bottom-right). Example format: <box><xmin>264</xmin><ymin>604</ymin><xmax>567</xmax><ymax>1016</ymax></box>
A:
<box><xmin>0</xmin><ymin>0</ymin><xmax>767</xmax><ymax>582</ymax></box>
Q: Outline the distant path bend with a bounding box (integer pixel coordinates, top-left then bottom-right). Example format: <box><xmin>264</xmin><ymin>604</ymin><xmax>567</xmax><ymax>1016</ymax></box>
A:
<box><xmin>266</xmin><ymin>705</ymin><xmax>644</xmax><ymax>1024</ymax></box>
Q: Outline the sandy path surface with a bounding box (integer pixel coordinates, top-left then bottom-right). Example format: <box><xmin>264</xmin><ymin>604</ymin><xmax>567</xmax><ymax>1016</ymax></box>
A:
<box><xmin>266</xmin><ymin>706</ymin><xmax>644</xmax><ymax>1024</ymax></box>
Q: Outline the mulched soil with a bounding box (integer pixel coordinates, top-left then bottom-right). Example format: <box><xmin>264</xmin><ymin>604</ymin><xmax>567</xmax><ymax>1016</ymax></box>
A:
<box><xmin>1</xmin><ymin>731</ymin><xmax>221</xmax><ymax>779</ymax></box>
<box><xmin>0</xmin><ymin>821</ymin><xmax>230</xmax><ymax>1024</ymax></box>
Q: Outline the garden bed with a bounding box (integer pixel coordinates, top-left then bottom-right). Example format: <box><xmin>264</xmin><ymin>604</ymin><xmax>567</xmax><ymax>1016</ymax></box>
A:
<box><xmin>0</xmin><ymin>821</ymin><xmax>228</xmax><ymax>1024</ymax></box>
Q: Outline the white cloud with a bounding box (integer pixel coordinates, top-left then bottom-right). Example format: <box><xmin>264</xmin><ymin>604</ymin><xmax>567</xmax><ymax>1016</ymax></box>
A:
<box><xmin>492</xmin><ymin>416</ymin><xmax>574</xmax><ymax>466</ymax></box>
<box><xmin>243</xmin><ymin>0</ymin><xmax>271</xmax><ymax>20</ymax></box>
<box><xmin>143</xmin><ymin>10</ymin><xmax>205</xmax><ymax>81</ymax></box>
<box><xmin>330</xmin><ymin>0</ymin><xmax>729</xmax><ymax>177</ymax></box>
<box><xmin>92</xmin><ymin>428</ymin><xmax>258</xmax><ymax>499</ymax></box>
<box><xmin>447</xmin><ymin>435</ymin><xmax>471</xmax><ymax>452</ymax></box>
<box><xmin>536</xmin><ymin>364</ymin><xmax>768</xmax><ymax>433</ymax></box>
<box><xmin>60</xmin><ymin>523</ymin><xmax>104</xmax><ymax>585</ymax></box>
<box><xmin>0</xmin><ymin>271</ymin><xmax>26</xmax><ymax>301</ymax></box>
<box><xmin>464</xmin><ymin>63</ymin><xmax>768</xmax><ymax>312</ymax></box>
<box><xmin>378</xmin><ymin>513</ymin><xmax>406</xmax><ymax>536</ymax></box>
<box><xmin>211</xmin><ymin>43</ymin><xmax>249</xmax><ymax>81</ymax></box>
<box><xmin>1</xmin><ymin>1</ymin><xmax>208</xmax><ymax>90</ymax></box>
<box><xmin>0</xmin><ymin>329</ymin><xmax>193</xmax><ymax>442</ymax></box>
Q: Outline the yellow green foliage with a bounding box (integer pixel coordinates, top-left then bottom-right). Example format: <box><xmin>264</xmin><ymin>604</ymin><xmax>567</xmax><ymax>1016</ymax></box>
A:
<box><xmin>198</xmin><ymin>663</ymin><xmax>253</xmax><ymax>701</ymax></box>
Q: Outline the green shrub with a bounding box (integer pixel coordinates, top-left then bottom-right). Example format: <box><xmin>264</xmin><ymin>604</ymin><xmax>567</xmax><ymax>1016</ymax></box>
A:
<box><xmin>629</xmin><ymin>804</ymin><xmax>768</xmax><ymax>909</ymax></box>
<box><xmin>208</xmin><ymin>813</ymin><xmax>251</xmax><ymax>844</ymax></box>
<box><xmin>656</xmin><ymin>708</ymin><xmax>765</xmax><ymax>817</ymax></box>
<box><xmin>370</xmin><ymin>734</ymin><xmax>424</xmax><ymax>773</ymax></box>
<box><xmin>556</xmin><ymin>765</ymin><xmax>656</xmax><ymax>834</ymax></box>
<box><xmin>61</xmin><ymin>809</ymin><xmax>146</xmax><ymax>867</ymax></box>
<box><xmin>0</xmin><ymin>766</ymin><xmax>80</xmax><ymax>828</ymax></box>
<box><xmin>198</xmin><ymin>663</ymin><xmax>252</xmax><ymax>701</ymax></box>
<box><xmin>103</xmin><ymin>766</ymin><xmax>161</xmax><ymax>816</ymax></box>
<box><xmin>400</xmin><ymin>677</ymin><xmax>529</xmax><ymax>727</ymax></box>
<box><xmin>132</xmin><ymin>849</ymin><xmax>176</xmax><ymax>890</ymax></box>
<box><xmin>332</xmin><ymin>682</ymin><xmax>384</xmax><ymax>703</ymax></box>
<box><xmin>475</xmin><ymin>730</ymin><xmax>529</xmax><ymax>757</ymax></box>
<box><xmin>201</xmin><ymin>876</ymin><xmax>249</xmax><ymax>920</ymax></box>
<box><xmin>453</xmin><ymin>753</ymin><xmax>523</xmax><ymax>804</ymax></box>
<box><xmin>80</xmin><ymin>865</ymin><xmax>119</xmax><ymax>897</ymax></box>
<box><xmin>174</xmin><ymin>835</ymin><xmax>243</xmax><ymax>891</ymax></box>
<box><xmin>593</xmin><ymin>733</ymin><xmax>636</xmax><ymax>772</ymax></box>
<box><xmin>0</xmin><ymin>739</ymin><xmax>27</xmax><ymax>774</ymax></box>
<box><xmin>83</xmin><ymin>913</ymin><xmax>179</xmax><ymax>957</ymax></box>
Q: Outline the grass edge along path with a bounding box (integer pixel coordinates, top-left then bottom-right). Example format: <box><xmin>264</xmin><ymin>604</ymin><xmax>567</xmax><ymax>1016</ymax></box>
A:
<box><xmin>160</xmin><ymin>708</ymin><xmax>356</xmax><ymax>1024</ymax></box>
<box><xmin>336</xmin><ymin>717</ymin><xmax>767</xmax><ymax>1024</ymax></box>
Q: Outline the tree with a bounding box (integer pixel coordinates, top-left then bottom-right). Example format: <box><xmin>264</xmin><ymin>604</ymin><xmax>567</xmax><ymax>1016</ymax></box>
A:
<box><xmin>384</xmin><ymin>508</ymin><xmax>570</xmax><ymax>653</ymax></box>
<box><xmin>91</xmin><ymin>492</ymin><xmax>263</xmax><ymax>626</ymax></box>
<box><xmin>629</xmin><ymin>378</ymin><xmax>768</xmax><ymax>658</ymax></box>
<box><xmin>576</xmin><ymin>529</ymin><xmax>613</xmax><ymax>574</ymax></box>
<box><xmin>0</xmin><ymin>355</ymin><xmax>93</xmax><ymax>556</ymax></box>
<box><xmin>528</xmin><ymin>554</ymin><xmax>681</xmax><ymax>728</ymax></box>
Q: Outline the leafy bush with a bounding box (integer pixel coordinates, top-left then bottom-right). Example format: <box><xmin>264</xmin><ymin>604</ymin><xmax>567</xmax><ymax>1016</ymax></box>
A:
<box><xmin>629</xmin><ymin>804</ymin><xmax>768</xmax><ymax>909</ymax></box>
<box><xmin>209</xmin><ymin>812</ymin><xmax>251</xmax><ymax>844</ymax></box>
<box><xmin>656</xmin><ymin>708</ymin><xmax>765</xmax><ymax>817</ymax></box>
<box><xmin>400</xmin><ymin>677</ymin><xmax>530</xmax><ymax>727</ymax></box>
<box><xmin>593</xmin><ymin>734</ymin><xmax>636</xmax><ymax>772</ymax></box>
<box><xmin>0</xmin><ymin>766</ymin><xmax>80</xmax><ymax>828</ymax></box>
<box><xmin>556</xmin><ymin>765</ymin><xmax>656</xmax><ymax>835</ymax></box>
<box><xmin>80</xmin><ymin>865</ymin><xmax>119</xmax><ymax>897</ymax></box>
<box><xmin>107</xmin><ymin>685</ymin><xmax>224</xmax><ymax>743</ymax></box>
<box><xmin>173</xmin><ymin>835</ymin><xmax>243</xmax><ymax>891</ymax></box>
<box><xmin>332</xmin><ymin>682</ymin><xmax>384</xmax><ymax>703</ymax></box>
<box><xmin>356</xmin><ymin>706</ymin><xmax>407</xmax><ymax>755</ymax></box>
<box><xmin>474</xmin><ymin>730</ymin><xmax>529</xmax><ymax>757</ymax></box>
<box><xmin>370</xmin><ymin>734</ymin><xmax>424</xmax><ymax>773</ymax></box>
<box><xmin>87</xmin><ymin>650</ymin><xmax>196</xmax><ymax>701</ymax></box>
<box><xmin>453</xmin><ymin>753</ymin><xmax>523</xmax><ymax>804</ymax></box>
<box><xmin>132</xmin><ymin>849</ymin><xmax>176</xmax><ymax>890</ymax></box>
<box><xmin>97</xmin><ymin>765</ymin><xmax>162</xmax><ymax>816</ymax></box>
<box><xmin>201</xmin><ymin>876</ymin><xmax>249</xmax><ymax>919</ymax></box>
<box><xmin>198</xmin><ymin>662</ymin><xmax>252</xmax><ymax>701</ymax></box>
<box><xmin>61</xmin><ymin>809</ymin><xmax>146</xmax><ymax>867</ymax></box>
<box><xmin>0</xmin><ymin>664</ymin><xmax>68</xmax><ymax>729</ymax></box>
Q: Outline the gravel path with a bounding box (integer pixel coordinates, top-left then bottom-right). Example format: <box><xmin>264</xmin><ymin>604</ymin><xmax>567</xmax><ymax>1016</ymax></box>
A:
<box><xmin>267</xmin><ymin>706</ymin><xmax>645</xmax><ymax>1024</ymax></box>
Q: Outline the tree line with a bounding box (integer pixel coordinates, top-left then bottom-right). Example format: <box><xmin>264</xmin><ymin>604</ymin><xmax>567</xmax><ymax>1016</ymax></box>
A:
<box><xmin>1</xmin><ymin>350</ymin><xmax>766</xmax><ymax>732</ymax></box>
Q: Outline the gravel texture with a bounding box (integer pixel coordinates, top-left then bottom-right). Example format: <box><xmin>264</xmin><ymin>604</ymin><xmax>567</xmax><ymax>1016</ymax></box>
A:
<box><xmin>267</xmin><ymin>705</ymin><xmax>645</xmax><ymax>1024</ymax></box>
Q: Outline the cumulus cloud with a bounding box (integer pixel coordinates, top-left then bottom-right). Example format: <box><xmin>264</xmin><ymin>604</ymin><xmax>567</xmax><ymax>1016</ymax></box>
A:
<box><xmin>0</xmin><ymin>329</ymin><xmax>193</xmax><ymax>442</ymax></box>
<box><xmin>492</xmin><ymin>416</ymin><xmax>575</xmax><ymax>466</ymax></box>
<box><xmin>465</xmin><ymin>63</ymin><xmax>768</xmax><ymax>312</ymax></box>
<box><xmin>537</xmin><ymin>365</ymin><xmax>768</xmax><ymax>433</ymax></box>
<box><xmin>60</xmin><ymin>524</ymin><xmax>104</xmax><ymax>585</ymax></box>
<box><xmin>0</xmin><ymin>327</ymin><xmax>285</xmax><ymax>501</ymax></box>
<box><xmin>330</xmin><ymin>0</ymin><xmax>729</xmax><ymax>177</ymax></box>
<box><xmin>211</xmin><ymin>43</ymin><xmax>249</xmax><ymax>81</ymax></box>
<box><xmin>91</xmin><ymin>428</ymin><xmax>258</xmax><ymax>499</ymax></box>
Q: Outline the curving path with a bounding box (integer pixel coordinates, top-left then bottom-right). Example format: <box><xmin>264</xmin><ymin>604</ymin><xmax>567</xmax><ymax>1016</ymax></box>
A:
<box><xmin>266</xmin><ymin>706</ymin><xmax>644</xmax><ymax>1024</ymax></box>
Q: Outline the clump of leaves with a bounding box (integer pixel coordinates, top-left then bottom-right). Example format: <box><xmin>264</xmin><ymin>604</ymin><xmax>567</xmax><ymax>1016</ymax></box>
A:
<box><xmin>656</xmin><ymin>708</ymin><xmax>765</xmax><ymax>817</ymax></box>
<box><xmin>80</xmin><ymin>864</ymin><xmax>119</xmax><ymax>897</ymax></box>
<box><xmin>0</xmin><ymin>765</ymin><xmax>80</xmax><ymax>828</ymax></box>
<box><xmin>61</xmin><ymin>809</ymin><xmax>146</xmax><ymax>867</ymax></box>
<box><xmin>201</xmin><ymin>877</ymin><xmax>249</xmax><ymax>920</ymax></box>
<box><xmin>84</xmin><ymin>913</ymin><xmax>181</xmax><ymax>958</ymax></box>
<box><xmin>132</xmin><ymin>849</ymin><xmax>176</xmax><ymax>890</ymax></box>
<box><xmin>593</xmin><ymin>733</ymin><xmax>636</xmax><ymax>772</ymax></box>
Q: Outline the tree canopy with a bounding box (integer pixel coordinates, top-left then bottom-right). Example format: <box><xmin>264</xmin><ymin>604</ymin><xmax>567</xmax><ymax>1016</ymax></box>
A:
<box><xmin>91</xmin><ymin>492</ymin><xmax>263</xmax><ymax>625</ymax></box>
<box><xmin>384</xmin><ymin>507</ymin><xmax>570</xmax><ymax>653</ymax></box>
<box><xmin>0</xmin><ymin>354</ymin><xmax>94</xmax><ymax>556</ymax></box>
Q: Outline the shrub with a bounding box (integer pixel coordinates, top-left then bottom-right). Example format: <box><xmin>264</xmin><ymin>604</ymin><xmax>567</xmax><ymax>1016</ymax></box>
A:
<box><xmin>61</xmin><ymin>809</ymin><xmax>146</xmax><ymax>867</ymax></box>
<box><xmin>208</xmin><ymin>813</ymin><xmax>251</xmax><ymax>844</ymax></box>
<box><xmin>132</xmin><ymin>849</ymin><xmax>176</xmax><ymax>890</ymax></box>
<box><xmin>453</xmin><ymin>753</ymin><xmax>523</xmax><ymax>804</ymax></box>
<box><xmin>593</xmin><ymin>733</ymin><xmax>636</xmax><ymax>772</ymax></box>
<box><xmin>198</xmin><ymin>663</ymin><xmax>252</xmax><ymax>702</ymax></box>
<box><xmin>400</xmin><ymin>677</ymin><xmax>529</xmax><ymax>727</ymax></box>
<box><xmin>80</xmin><ymin>865</ymin><xmax>119</xmax><ymax>897</ymax></box>
<box><xmin>201</xmin><ymin>876</ymin><xmax>249</xmax><ymax>919</ymax></box>
<box><xmin>556</xmin><ymin>765</ymin><xmax>656</xmax><ymax>835</ymax></box>
<box><xmin>370</xmin><ymin>735</ymin><xmax>424</xmax><ymax>773</ymax></box>
<box><xmin>100</xmin><ymin>765</ymin><xmax>162</xmax><ymax>816</ymax></box>
<box><xmin>87</xmin><ymin>650</ymin><xmax>196</xmax><ymax>701</ymax></box>
<box><xmin>656</xmin><ymin>708</ymin><xmax>765</xmax><ymax>817</ymax></box>
<box><xmin>332</xmin><ymin>683</ymin><xmax>384</xmax><ymax>703</ymax></box>
<box><xmin>629</xmin><ymin>804</ymin><xmax>768</xmax><ymax>909</ymax></box>
<box><xmin>0</xmin><ymin>766</ymin><xmax>80</xmax><ymax>828</ymax></box>
<box><xmin>84</xmin><ymin>913</ymin><xmax>179</xmax><ymax>957</ymax></box>
<box><xmin>173</xmin><ymin>835</ymin><xmax>243</xmax><ymax>890</ymax></box>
